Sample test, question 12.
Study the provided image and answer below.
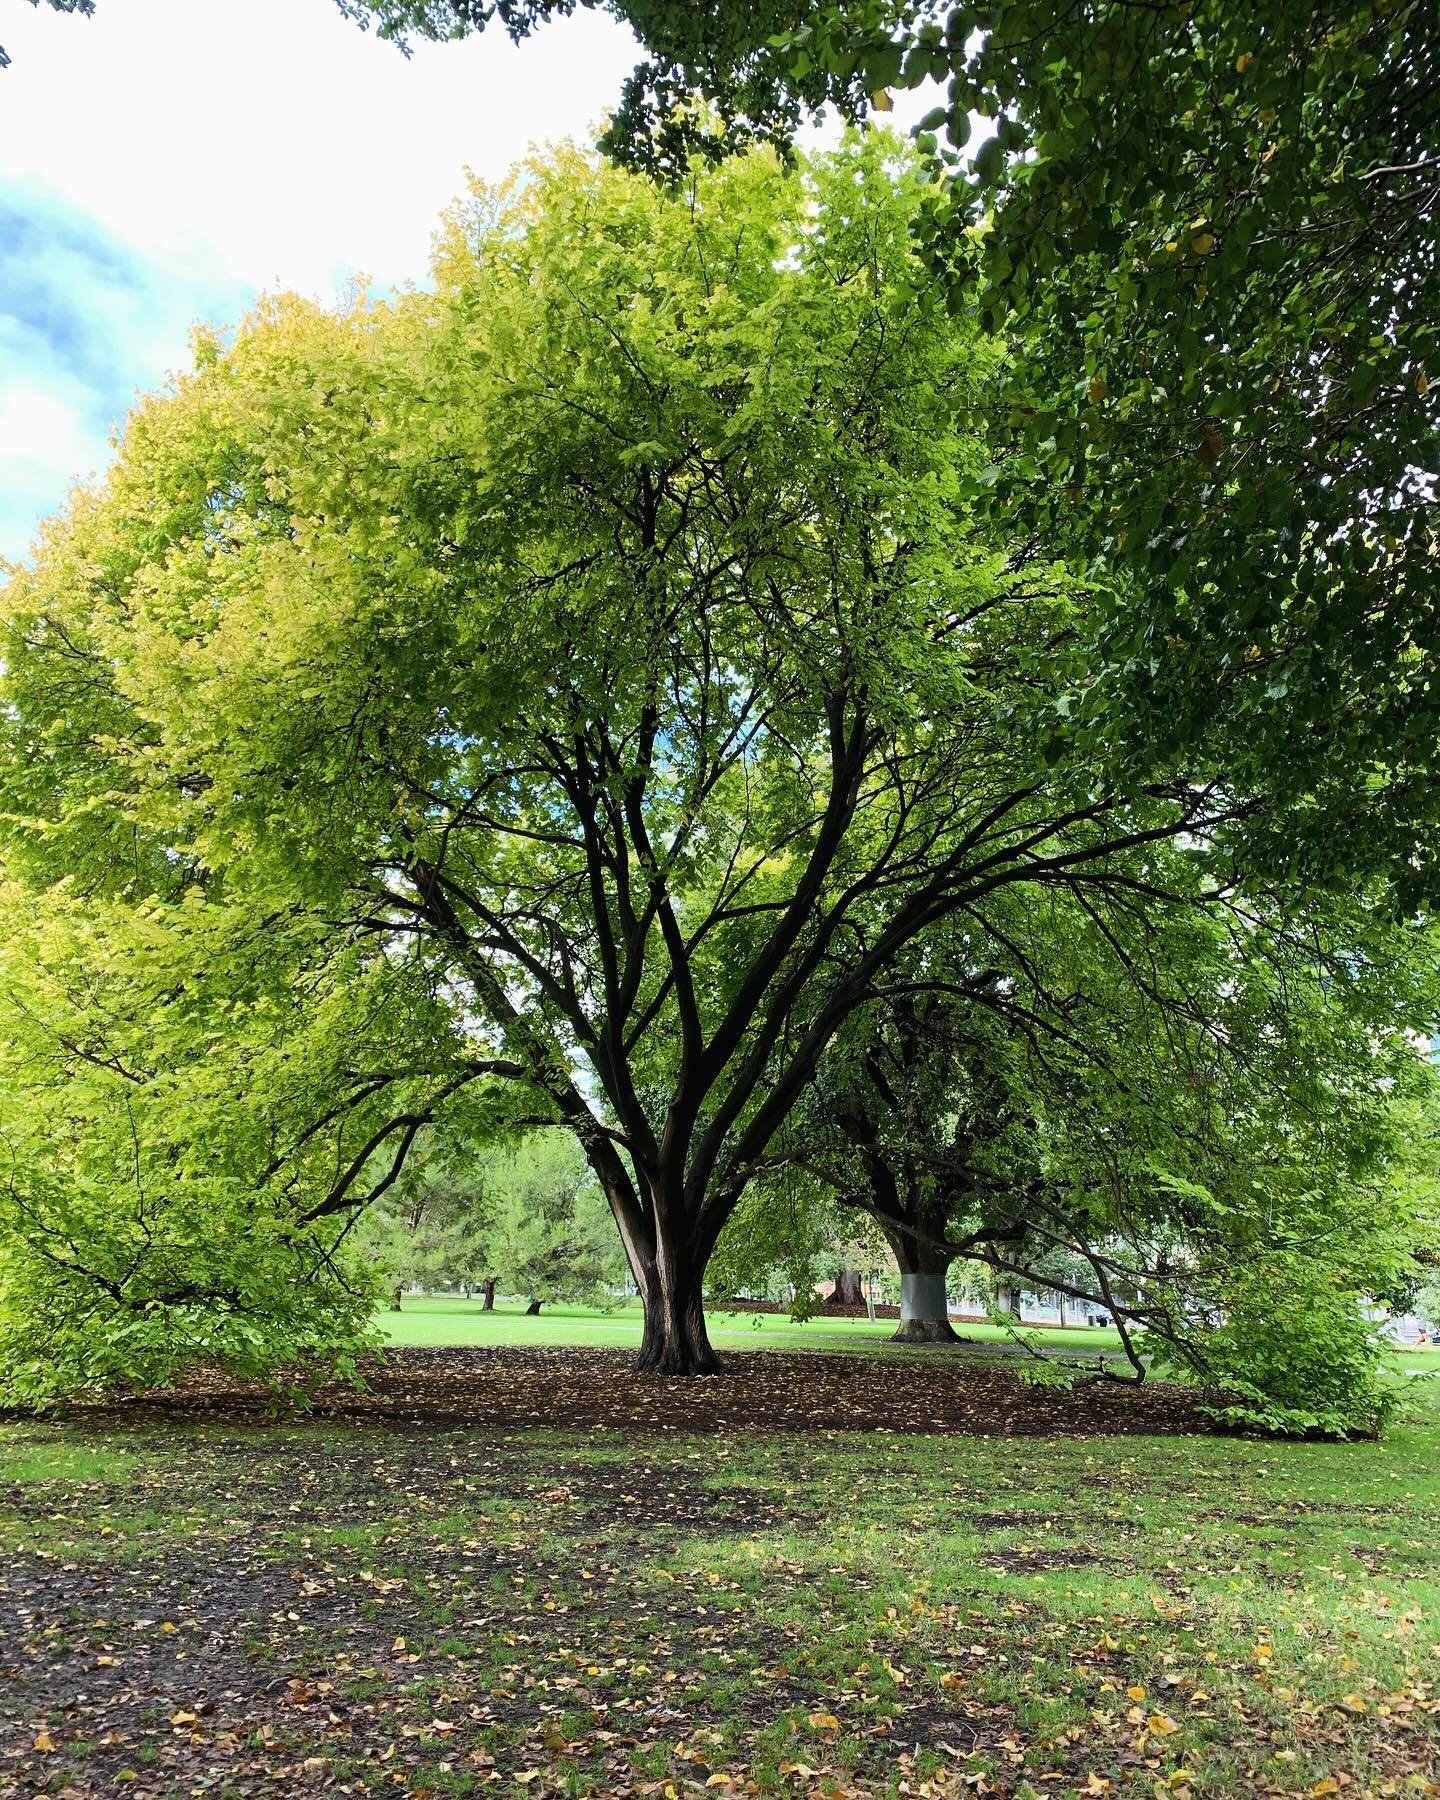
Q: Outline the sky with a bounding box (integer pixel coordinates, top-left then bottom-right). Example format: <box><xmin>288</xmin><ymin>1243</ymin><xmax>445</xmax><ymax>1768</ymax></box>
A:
<box><xmin>0</xmin><ymin>0</ymin><xmax>655</xmax><ymax>562</ymax></box>
<box><xmin>0</xmin><ymin>0</ymin><xmax>946</xmax><ymax>566</ymax></box>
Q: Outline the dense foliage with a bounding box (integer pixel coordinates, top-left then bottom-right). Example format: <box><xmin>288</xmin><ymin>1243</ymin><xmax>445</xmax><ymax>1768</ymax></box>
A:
<box><xmin>361</xmin><ymin>1129</ymin><xmax>624</xmax><ymax>1307</ymax></box>
<box><xmin>723</xmin><ymin>861</ymin><xmax>1440</xmax><ymax>1430</ymax></box>
<box><xmin>2</xmin><ymin>139</ymin><xmax>1259</xmax><ymax>1384</ymax></box>
<box><xmin>314</xmin><ymin>0</ymin><xmax>1440</xmax><ymax>905</ymax></box>
<box><xmin>3</xmin><ymin>0</ymin><xmax>1438</xmax><ymax>1426</ymax></box>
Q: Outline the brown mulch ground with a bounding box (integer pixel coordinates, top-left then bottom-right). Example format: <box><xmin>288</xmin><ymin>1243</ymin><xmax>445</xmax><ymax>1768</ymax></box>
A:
<box><xmin>114</xmin><ymin>1345</ymin><xmax>1209</xmax><ymax>1437</ymax></box>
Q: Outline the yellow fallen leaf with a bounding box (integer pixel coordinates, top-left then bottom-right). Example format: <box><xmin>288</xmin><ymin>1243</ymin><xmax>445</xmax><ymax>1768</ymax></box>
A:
<box><xmin>1128</xmin><ymin>1684</ymin><xmax>1147</xmax><ymax>1701</ymax></box>
<box><xmin>807</xmin><ymin>1712</ymin><xmax>840</xmax><ymax>1730</ymax></box>
<box><xmin>33</xmin><ymin>1730</ymin><xmax>55</xmax><ymax>1753</ymax></box>
<box><xmin>159</xmin><ymin>1621</ymin><xmax>177</xmax><ymax>1634</ymax></box>
<box><xmin>169</xmin><ymin>1710</ymin><xmax>197</xmax><ymax>1725</ymax></box>
<box><xmin>1339</xmin><ymin>1692</ymin><xmax>1367</xmax><ymax>1713</ymax></box>
<box><xmin>1311</xmin><ymin>1782</ymin><xmax>1340</xmax><ymax>1797</ymax></box>
<box><xmin>941</xmin><ymin>1670</ymin><xmax>965</xmax><ymax>1689</ymax></box>
<box><xmin>1148</xmin><ymin>1712</ymin><xmax>1181</xmax><ymax>1735</ymax></box>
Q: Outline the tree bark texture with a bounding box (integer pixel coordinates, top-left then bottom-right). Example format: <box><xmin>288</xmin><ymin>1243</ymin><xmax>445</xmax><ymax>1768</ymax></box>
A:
<box><xmin>632</xmin><ymin>1237</ymin><xmax>719</xmax><ymax>1375</ymax></box>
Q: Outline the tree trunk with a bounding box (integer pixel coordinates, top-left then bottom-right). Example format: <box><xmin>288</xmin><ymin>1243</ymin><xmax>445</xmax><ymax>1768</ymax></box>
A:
<box><xmin>885</xmin><ymin>1220</ymin><xmax>959</xmax><ymax>1344</ymax></box>
<box><xmin>481</xmin><ymin>1278</ymin><xmax>496</xmax><ymax>1312</ymax></box>
<box><xmin>525</xmin><ymin>1297</ymin><xmax>542</xmax><ymax>1316</ymax></box>
<box><xmin>633</xmin><ymin>1237</ymin><xmax>719</xmax><ymax>1375</ymax></box>
<box><xmin>828</xmin><ymin>1268</ymin><xmax>865</xmax><ymax>1307</ymax></box>
<box><xmin>893</xmin><ymin>1267</ymin><xmax>959</xmax><ymax>1343</ymax></box>
<box><xmin>391</xmin><ymin>1285</ymin><xmax>403</xmax><ymax>1312</ymax></box>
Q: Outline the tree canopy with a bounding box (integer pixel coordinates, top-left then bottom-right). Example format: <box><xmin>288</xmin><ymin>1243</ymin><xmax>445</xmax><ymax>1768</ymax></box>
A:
<box><xmin>306</xmin><ymin>0</ymin><xmax>1439</xmax><ymax>904</ymax></box>
<box><xmin>0</xmin><ymin>136</ymin><xmax>1280</xmax><ymax>1390</ymax></box>
<box><xmin>786</xmin><ymin>860</ymin><xmax>1440</xmax><ymax>1430</ymax></box>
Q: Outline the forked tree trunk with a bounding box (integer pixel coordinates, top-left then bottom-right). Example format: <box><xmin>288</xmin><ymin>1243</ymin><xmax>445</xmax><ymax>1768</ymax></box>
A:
<box><xmin>391</xmin><ymin>1285</ymin><xmax>404</xmax><ymax>1312</ymax></box>
<box><xmin>525</xmin><ymin>1297</ymin><xmax>542</xmax><ymax>1316</ymax></box>
<box><xmin>481</xmin><ymin>1278</ymin><xmax>496</xmax><ymax>1312</ymax></box>
<box><xmin>633</xmin><ymin>1238</ymin><xmax>719</xmax><ymax>1375</ymax></box>
<box><xmin>596</xmin><ymin>1164</ymin><xmax>722</xmax><ymax>1377</ymax></box>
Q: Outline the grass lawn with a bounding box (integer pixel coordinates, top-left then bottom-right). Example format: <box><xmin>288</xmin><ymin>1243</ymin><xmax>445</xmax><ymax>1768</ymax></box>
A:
<box><xmin>1</xmin><ymin>1344</ymin><xmax>1438</xmax><ymax>1798</ymax></box>
<box><xmin>379</xmin><ymin>1295</ymin><xmax>1440</xmax><ymax>1375</ymax></box>
<box><xmin>379</xmin><ymin>1296</ymin><xmax>1142</xmax><ymax>1358</ymax></box>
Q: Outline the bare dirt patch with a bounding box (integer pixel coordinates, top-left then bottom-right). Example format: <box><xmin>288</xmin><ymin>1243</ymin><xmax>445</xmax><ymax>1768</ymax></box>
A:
<box><xmin>108</xmin><ymin>1346</ymin><xmax>1208</xmax><ymax>1438</ymax></box>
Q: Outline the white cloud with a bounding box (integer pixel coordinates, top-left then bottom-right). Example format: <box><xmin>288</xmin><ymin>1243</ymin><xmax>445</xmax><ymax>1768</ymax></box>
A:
<box><xmin>1</xmin><ymin>0</ymin><xmax>643</xmax><ymax>297</ymax></box>
<box><xmin>0</xmin><ymin>0</ymin><xmax>951</xmax><ymax>561</ymax></box>
<box><xmin>0</xmin><ymin>376</ymin><xmax>108</xmax><ymax>543</ymax></box>
<box><xmin>0</xmin><ymin>0</ymin><xmax>644</xmax><ymax>558</ymax></box>
<box><xmin>0</xmin><ymin>379</ymin><xmax>100</xmax><ymax>467</ymax></box>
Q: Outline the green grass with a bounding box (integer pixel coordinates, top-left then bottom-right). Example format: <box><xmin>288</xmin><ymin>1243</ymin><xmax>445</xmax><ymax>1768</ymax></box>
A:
<box><xmin>379</xmin><ymin>1294</ymin><xmax>1440</xmax><ymax>1374</ymax></box>
<box><xmin>378</xmin><ymin>1295</ymin><xmax>1132</xmax><ymax>1356</ymax></box>
<box><xmin>2</xmin><ymin>1380</ymin><xmax>1438</xmax><ymax>1798</ymax></box>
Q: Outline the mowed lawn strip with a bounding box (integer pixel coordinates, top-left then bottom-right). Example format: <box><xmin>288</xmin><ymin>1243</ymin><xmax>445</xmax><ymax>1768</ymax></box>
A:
<box><xmin>377</xmin><ymin>1298</ymin><xmax>1440</xmax><ymax>1376</ymax></box>
<box><xmin>1</xmin><ymin>1348</ymin><xmax>1437</xmax><ymax>1799</ymax></box>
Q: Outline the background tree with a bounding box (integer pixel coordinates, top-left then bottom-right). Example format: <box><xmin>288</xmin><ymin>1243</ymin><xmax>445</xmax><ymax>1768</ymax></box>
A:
<box><xmin>704</xmin><ymin>1168</ymin><xmax>887</xmax><ymax>1317</ymax></box>
<box><xmin>786</xmin><ymin>863</ymin><xmax>1440</xmax><ymax>1429</ymax></box>
<box><xmin>355</xmin><ymin>1131</ymin><xmax>496</xmax><ymax>1306</ymax></box>
<box><xmin>471</xmin><ymin>1132</ymin><xmax>625</xmax><ymax>1313</ymax></box>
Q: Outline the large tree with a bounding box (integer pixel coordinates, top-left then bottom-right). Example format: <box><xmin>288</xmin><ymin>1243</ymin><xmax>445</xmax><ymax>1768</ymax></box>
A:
<box><xmin>0</xmin><ymin>139</ymin><xmax>1256</xmax><ymax>1386</ymax></box>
